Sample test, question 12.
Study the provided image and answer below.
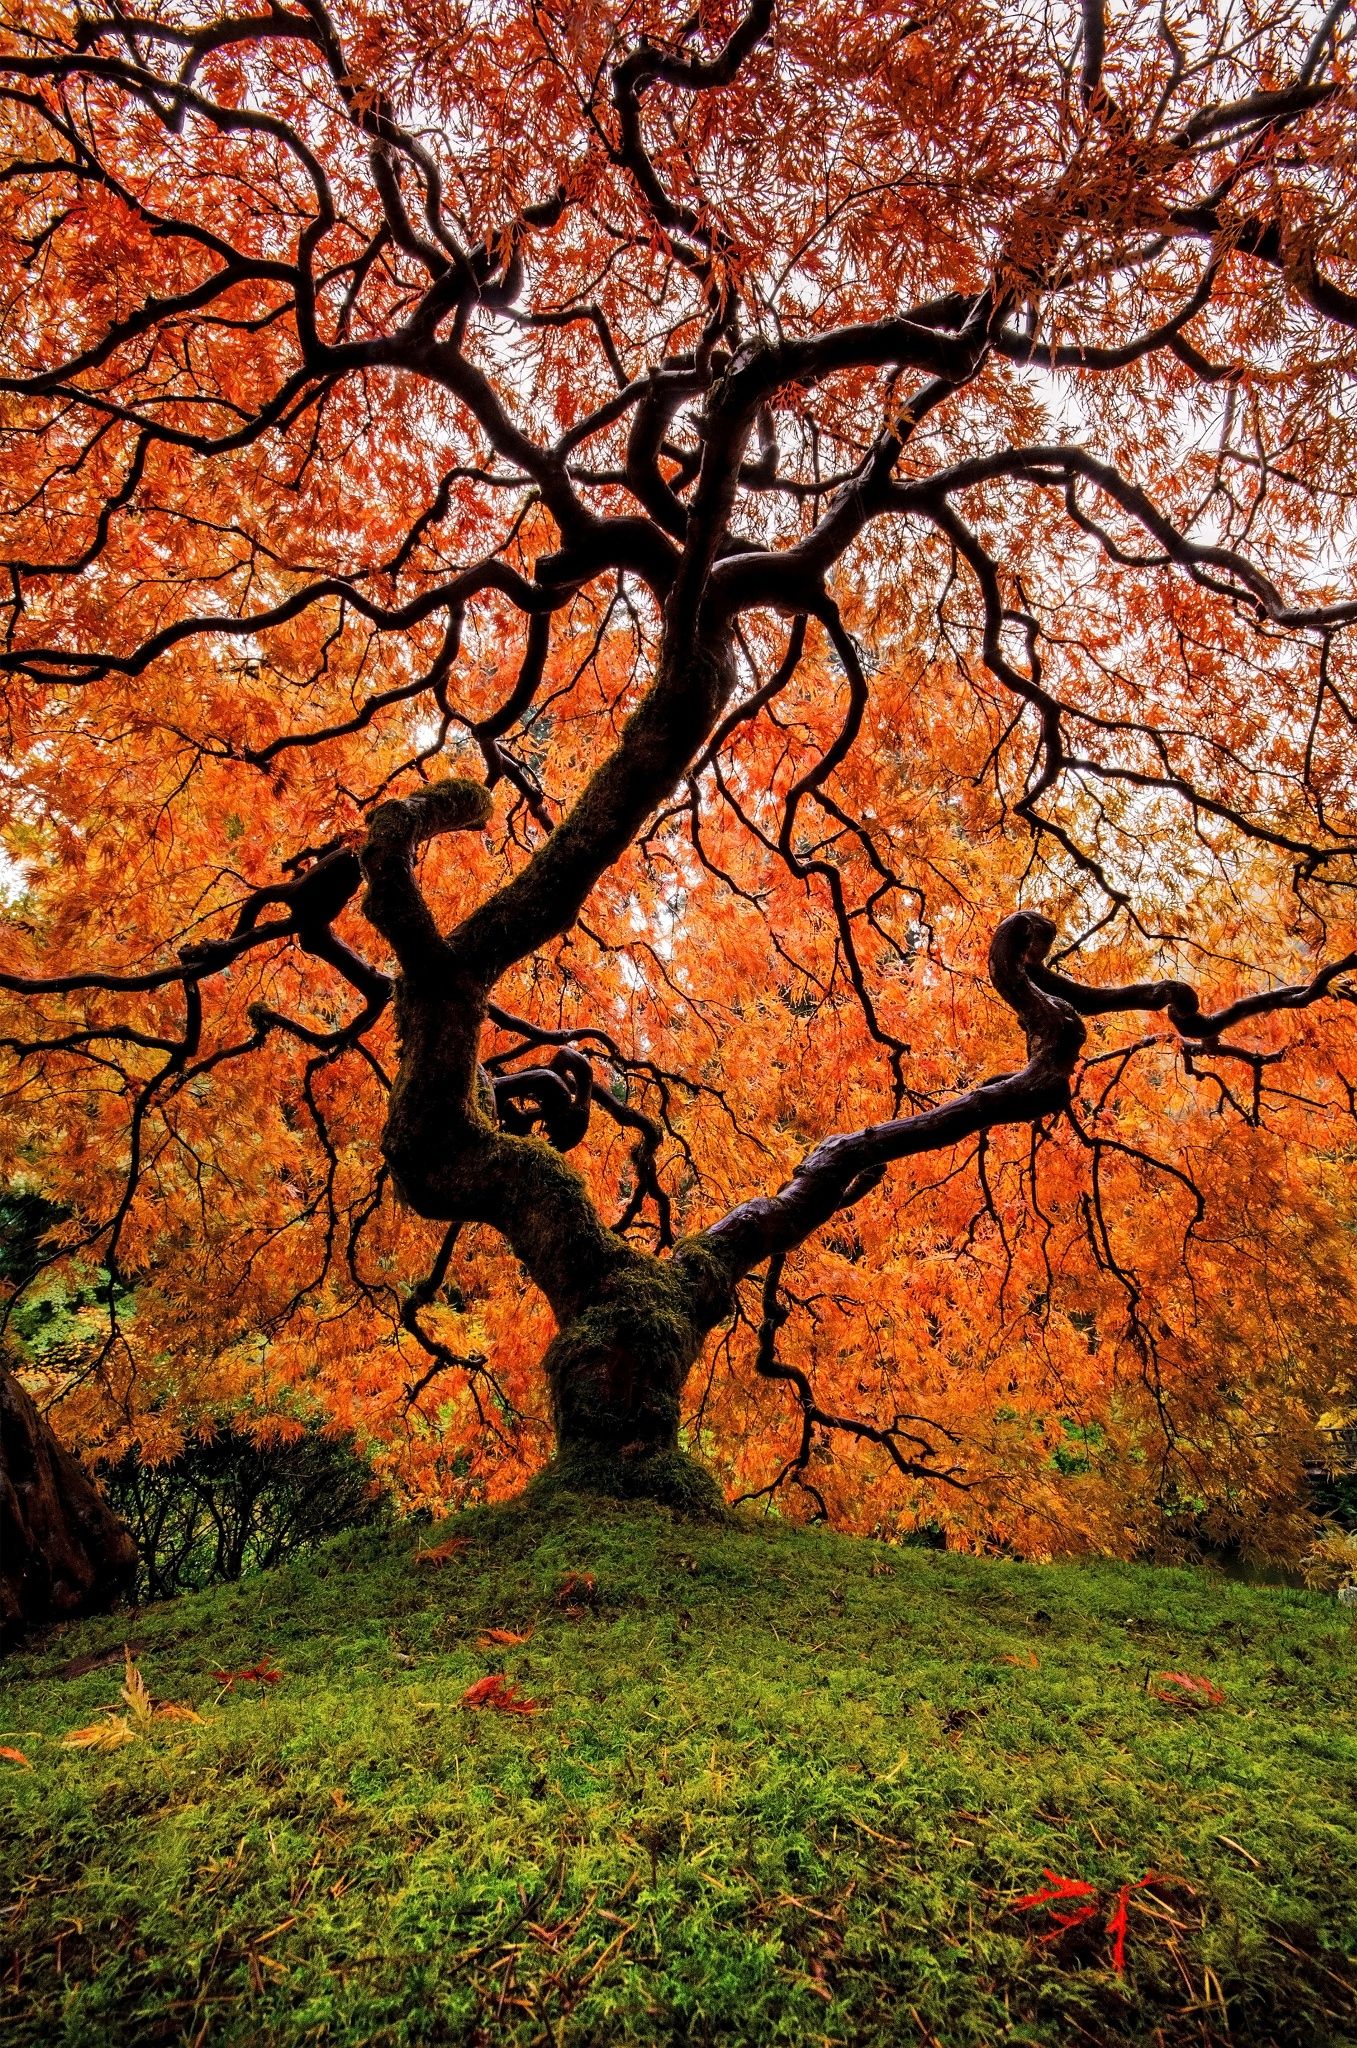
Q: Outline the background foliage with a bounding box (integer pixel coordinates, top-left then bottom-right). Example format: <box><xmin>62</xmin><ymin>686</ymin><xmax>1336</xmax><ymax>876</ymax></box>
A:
<box><xmin>2</xmin><ymin>0</ymin><xmax>1357</xmax><ymax>1555</ymax></box>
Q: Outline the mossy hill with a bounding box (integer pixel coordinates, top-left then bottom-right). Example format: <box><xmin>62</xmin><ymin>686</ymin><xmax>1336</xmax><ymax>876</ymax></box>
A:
<box><xmin>2</xmin><ymin>1494</ymin><xmax>1354</xmax><ymax>2046</ymax></box>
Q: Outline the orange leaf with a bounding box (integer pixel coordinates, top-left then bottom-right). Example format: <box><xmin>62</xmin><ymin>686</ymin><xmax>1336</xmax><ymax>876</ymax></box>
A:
<box><xmin>62</xmin><ymin>1718</ymin><xmax>134</xmax><ymax>1750</ymax></box>
<box><xmin>415</xmin><ymin>1539</ymin><xmax>469</xmax><ymax>1566</ymax></box>
<box><xmin>0</xmin><ymin>1746</ymin><xmax>32</xmax><ymax>1768</ymax></box>
<box><xmin>461</xmin><ymin>1672</ymin><xmax>509</xmax><ymax>1707</ymax></box>
<box><xmin>478</xmin><ymin>1626</ymin><xmax>533</xmax><ymax>1646</ymax></box>
<box><xmin>121</xmin><ymin>1647</ymin><xmax>153</xmax><ymax>1721</ymax></box>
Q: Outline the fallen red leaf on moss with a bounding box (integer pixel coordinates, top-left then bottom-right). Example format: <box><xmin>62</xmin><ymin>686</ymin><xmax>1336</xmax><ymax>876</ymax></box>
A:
<box><xmin>213</xmin><ymin>1662</ymin><xmax>282</xmax><ymax>1689</ymax></box>
<box><xmin>1011</xmin><ymin>1869</ymin><xmax>1100</xmax><ymax>1937</ymax></box>
<box><xmin>461</xmin><ymin>1672</ymin><xmax>543</xmax><ymax>1714</ymax></box>
<box><xmin>1150</xmin><ymin>1671</ymin><xmax>1225</xmax><ymax>1710</ymax></box>
<box><xmin>1011</xmin><ymin>1869</ymin><xmax>1167</xmax><ymax>1973</ymax></box>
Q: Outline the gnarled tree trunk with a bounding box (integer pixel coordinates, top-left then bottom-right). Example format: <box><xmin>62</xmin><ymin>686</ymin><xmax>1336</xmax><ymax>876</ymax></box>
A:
<box><xmin>358</xmin><ymin>645</ymin><xmax>749</xmax><ymax>1514</ymax></box>
<box><xmin>352</xmin><ymin>664</ymin><xmax>1103</xmax><ymax>1517</ymax></box>
<box><xmin>0</xmin><ymin>1366</ymin><xmax>137</xmax><ymax>1646</ymax></box>
<box><xmin>538</xmin><ymin>1248</ymin><xmax>734</xmax><ymax>1509</ymax></box>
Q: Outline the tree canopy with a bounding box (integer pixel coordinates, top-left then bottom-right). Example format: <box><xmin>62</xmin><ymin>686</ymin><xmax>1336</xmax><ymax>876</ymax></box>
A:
<box><xmin>2</xmin><ymin>0</ymin><xmax>1356</xmax><ymax>1556</ymax></box>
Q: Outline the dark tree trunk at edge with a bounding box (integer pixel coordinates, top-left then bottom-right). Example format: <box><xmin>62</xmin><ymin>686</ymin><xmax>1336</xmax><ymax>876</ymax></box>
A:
<box><xmin>1</xmin><ymin>1366</ymin><xmax>137</xmax><ymax>1647</ymax></box>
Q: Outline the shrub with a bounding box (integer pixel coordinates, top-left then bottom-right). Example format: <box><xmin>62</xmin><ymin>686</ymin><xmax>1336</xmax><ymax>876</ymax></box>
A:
<box><xmin>100</xmin><ymin>1426</ymin><xmax>387</xmax><ymax>1601</ymax></box>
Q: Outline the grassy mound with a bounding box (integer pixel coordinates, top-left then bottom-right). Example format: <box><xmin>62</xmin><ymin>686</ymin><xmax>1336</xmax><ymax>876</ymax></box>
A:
<box><xmin>1</xmin><ymin>1496</ymin><xmax>1354</xmax><ymax>2046</ymax></box>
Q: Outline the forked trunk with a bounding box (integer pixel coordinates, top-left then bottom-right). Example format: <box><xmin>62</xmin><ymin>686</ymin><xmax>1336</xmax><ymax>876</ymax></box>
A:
<box><xmin>359</xmin><ymin>769</ymin><xmax>743</xmax><ymax>1516</ymax></box>
<box><xmin>0</xmin><ymin>1367</ymin><xmax>137</xmax><ymax>1646</ymax></box>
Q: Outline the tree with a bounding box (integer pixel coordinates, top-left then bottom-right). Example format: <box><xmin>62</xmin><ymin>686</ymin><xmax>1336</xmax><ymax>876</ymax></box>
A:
<box><xmin>102</xmin><ymin>1423</ymin><xmax>385</xmax><ymax>1599</ymax></box>
<box><xmin>1</xmin><ymin>1192</ymin><xmax>135</xmax><ymax>1636</ymax></box>
<box><xmin>2</xmin><ymin>0</ymin><xmax>1356</xmax><ymax>1564</ymax></box>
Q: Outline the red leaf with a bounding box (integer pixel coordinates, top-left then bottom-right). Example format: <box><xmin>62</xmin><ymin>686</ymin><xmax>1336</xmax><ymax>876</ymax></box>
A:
<box><xmin>555</xmin><ymin>1570</ymin><xmax>597</xmax><ymax>1611</ymax></box>
<box><xmin>461</xmin><ymin>1673</ymin><xmax>508</xmax><ymax>1707</ymax></box>
<box><xmin>213</xmin><ymin>1661</ymin><xmax>282</xmax><ymax>1688</ymax></box>
<box><xmin>461</xmin><ymin>1672</ymin><xmax>543</xmax><ymax>1714</ymax></box>
<box><xmin>1150</xmin><ymin>1671</ymin><xmax>1225</xmax><ymax>1710</ymax></box>
<box><xmin>1012</xmin><ymin>1869</ymin><xmax>1167</xmax><ymax>1973</ymax></box>
<box><xmin>1011</xmin><ymin>1869</ymin><xmax>1098</xmax><ymax>1913</ymax></box>
<box><xmin>1036</xmin><ymin>1906</ymin><xmax>1100</xmax><ymax>1940</ymax></box>
<box><xmin>1108</xmin><ymin>1874</ymin><xmax>1165</xmax><ymax>1973</ymax></box>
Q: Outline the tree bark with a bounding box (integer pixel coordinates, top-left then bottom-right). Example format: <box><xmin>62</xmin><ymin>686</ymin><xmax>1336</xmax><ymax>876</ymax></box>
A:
<box><xmin>0</xmin><ymin>1366</ymin><xmax>137</xmax><ymax>1646</ymax></box>
<box><xmin>358</xmin><ymin>750</ymin><xmax>744</xmax><ymax>1513</ymax></box>
<box><xmin>531</xmin><ymin>1245</ymin><xmax>732</xmax><ymax>1510</ymax></box>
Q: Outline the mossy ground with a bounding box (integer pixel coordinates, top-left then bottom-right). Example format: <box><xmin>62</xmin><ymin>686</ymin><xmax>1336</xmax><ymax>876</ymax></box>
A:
<box><xmin>526</xmin><ymin>1449</ymin><xmax>728</xmax><ymax>1516</ymax></box>
<box><xmin>1</xmin><ymin>1495</ymin><xmax>1354</xmax><ymax>2046</ymax></box>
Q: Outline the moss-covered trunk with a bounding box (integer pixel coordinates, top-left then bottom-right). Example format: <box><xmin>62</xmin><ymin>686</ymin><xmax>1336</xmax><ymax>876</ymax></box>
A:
<box><xmin>537</xmin><ymin>1253</ymin><xmax>730</xmax><ymax>1512</ymax></box>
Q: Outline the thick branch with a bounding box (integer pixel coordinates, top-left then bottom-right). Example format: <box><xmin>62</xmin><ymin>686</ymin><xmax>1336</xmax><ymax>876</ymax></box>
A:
<box><xmin>359</xmin><ymin>778</ymin><xmax>493</xmax><ymax>980</ymax></box>
<box><xmin>699</xmin><ymin>916</ymin><xmax>1356</xmax><ymax>1279</ymax></box>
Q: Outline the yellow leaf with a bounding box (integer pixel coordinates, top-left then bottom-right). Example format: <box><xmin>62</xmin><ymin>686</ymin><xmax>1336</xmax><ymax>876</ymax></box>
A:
<box><xmin>121</xmin><ymin>1647</ymin><xmax>153</xmax><ymax>1721</ymax></box>
<box><xmin>155</xmin><ymin>1703</ymin><xmax>206</xmax><ymax>1724</ymax></box>
<box><xmin>62</xmin><ymin>1717</ymin><xmax>134</xmax><ymax>1750</ymax></box>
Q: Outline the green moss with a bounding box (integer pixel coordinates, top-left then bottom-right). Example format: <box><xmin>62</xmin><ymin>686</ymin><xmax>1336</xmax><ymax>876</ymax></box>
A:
<box><xmin>673</xmin><ymin>1234</ymin><xmax>739</xmax><ymax>1327</ymax></box>
<box><xmin>565</xmin><ymin>1263</ymin><xmax>697</xmax><ymax>1363</ymax></box>
<box><xmin>496</xmin><ymin>1130</ymin><xmax>634</xmax><ymax>1305</ymax></box>
<box><xmin>2</xmin><ymin>1499</ymin><xmax>1355</xmax><ymax>2046</ymax></box>
<box><xmin>527</xmin><ymin>1445</ymin><xmax>729</xmax><ymax>1518</ymax></box>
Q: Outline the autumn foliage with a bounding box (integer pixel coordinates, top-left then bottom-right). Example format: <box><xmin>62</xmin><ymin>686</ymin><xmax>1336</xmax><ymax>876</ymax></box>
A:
<box><xmin>1</xmin><ymin>0</ymin><xmax>1356</xmax><ymax>1560</ymax></box>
